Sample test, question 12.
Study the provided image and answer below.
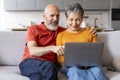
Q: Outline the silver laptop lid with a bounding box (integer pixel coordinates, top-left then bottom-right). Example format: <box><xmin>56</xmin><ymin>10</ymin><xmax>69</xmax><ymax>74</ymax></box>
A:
<box><xmin>64</xmin><ymin>42</ymin><xmax>104</xmax><ymax>67</ymax></box>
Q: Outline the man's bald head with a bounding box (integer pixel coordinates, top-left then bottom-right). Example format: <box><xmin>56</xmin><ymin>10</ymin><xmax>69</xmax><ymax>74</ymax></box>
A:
<box><xmin>44</xmin><ymin>4</ymin><xmax>59</xmax><ymax>14</ymax></box>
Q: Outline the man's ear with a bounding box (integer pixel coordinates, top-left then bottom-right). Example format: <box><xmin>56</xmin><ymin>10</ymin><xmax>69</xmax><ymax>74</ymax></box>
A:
<box><xmin>43</xmin><ymin>14</ymin><xmax>45</xmax><ymax>19</ymax></box>
<box><xmin>81</xmin><ymin>18</ymin><xmax>83</xmax><ymax>22</ymax></box>
<box><xmin>43</xmin><ymin>13</ymin><xmax>46</xmax><ymax>19</ymax></box>
<box><xmin>66</xmin><ymin>17</ymin><xmax>67</xmax><ymax>21</ymax></box>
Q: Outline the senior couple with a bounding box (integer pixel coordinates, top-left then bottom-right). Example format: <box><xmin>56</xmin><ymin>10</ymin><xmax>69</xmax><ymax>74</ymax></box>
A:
<box><xmin>19</xmin><ymin>2</ymin><xmax>109</xmax><ymax>80</ymax></box>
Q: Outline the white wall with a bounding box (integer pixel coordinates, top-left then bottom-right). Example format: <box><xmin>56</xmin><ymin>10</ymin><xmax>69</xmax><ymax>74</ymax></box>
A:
<box><xmin>0</xmin><ymin>0</ymin><xmax>110</xmax><ymax>30</ymax></box>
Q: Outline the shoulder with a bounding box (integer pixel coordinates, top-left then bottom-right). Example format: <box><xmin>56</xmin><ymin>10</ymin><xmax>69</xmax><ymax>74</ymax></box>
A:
<box><xmin>82</xmin><ymin>28</ymin><xmax>91</xmax><ymax>34</ymax></box>
<box><xmin>58</xmin><ymin>30</ymin><xmax>66</xmax><ymax>35</ymax></box>
<box><xmin>57</xmin><ymin>26</ymin><xmax>66</xmax><ymax>32</ymax></box>
<box><xmin>56</xmin><ymin>31</ymin><xmax>67</xmax><ymax>43</ymax></box>
<box><xmin>27</xmin><ymin>25</ymin><xmax>40</xmax><ymax>32</ymax></box>
<box><xmin>57</xmin><ymin>30</ymin><xmax>68</xmax><ymax>40</ymax></box>
<box><xmin>27</xmin><ymin>24</ymin><xmax>45</xmax><ymax>37</ymax></box>
<box><xmin>28</xmin><ymin>22</ymin><xmax>46</xmax><ymax>32</ymax></box>
<box><xmin>80</xmin><ymin>28</ymin><xmax>95</xmax><ymax>37</ymax></box>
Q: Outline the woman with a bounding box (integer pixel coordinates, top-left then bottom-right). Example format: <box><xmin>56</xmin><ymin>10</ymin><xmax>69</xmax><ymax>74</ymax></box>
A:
<box><xmin>56</xmin><ymin>3</ymin><xmax>109</xmax><ymax>80</ymax></box>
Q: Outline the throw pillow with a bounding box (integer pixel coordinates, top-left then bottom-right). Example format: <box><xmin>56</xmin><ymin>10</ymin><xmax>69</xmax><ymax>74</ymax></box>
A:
<box><xmin>112</xmin><ymin>56</ymin><xmax>120</xmax><ymax>71</ymax></box>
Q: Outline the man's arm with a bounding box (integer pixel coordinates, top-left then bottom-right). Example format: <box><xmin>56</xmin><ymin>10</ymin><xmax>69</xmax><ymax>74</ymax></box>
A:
<box><xmin>27</xmin><ymin>41</ymin><xmax>64</xmax><ymax>56</ymax></box>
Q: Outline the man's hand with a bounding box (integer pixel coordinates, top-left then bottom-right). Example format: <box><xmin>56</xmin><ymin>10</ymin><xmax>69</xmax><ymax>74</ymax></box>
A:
<box><xmin>87</xmin><ymin>26</ymin><xmax>97</xmax><ymax>36</ymax></box>
<box><xmin>50</xmin><ymin>46</ymin><xmax>64</xmax><ymax>56</ymax></box>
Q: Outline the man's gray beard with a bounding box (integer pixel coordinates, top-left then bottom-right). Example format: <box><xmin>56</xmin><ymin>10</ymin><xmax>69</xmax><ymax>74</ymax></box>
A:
<box><xmin>47</xmin><ymin>25</ymin><xmax>58</xmax><ymax>30</ymax></box>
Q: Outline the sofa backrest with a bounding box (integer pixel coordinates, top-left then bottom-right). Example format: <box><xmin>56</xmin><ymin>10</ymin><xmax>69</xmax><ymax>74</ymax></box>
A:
<box><xmin>97</xmin><ymin>31</ymin><xmax>120</xmax><ymax>65</ymax></box>
<box><xmin>0</xmin><ymin>31</ymin><xmax>26</xmax><ymax>66</ymax></box>
<box><xmin>0</xmin><ymin>31</ymin><xmax>120</xmax><ymax>66</ymax></box>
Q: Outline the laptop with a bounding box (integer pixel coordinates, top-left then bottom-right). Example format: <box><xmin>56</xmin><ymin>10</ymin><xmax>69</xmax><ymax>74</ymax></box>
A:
<box><xmin>64</xmin><ymin>42</ymin><xmax>104</xmax><ymax>67</ymax></box>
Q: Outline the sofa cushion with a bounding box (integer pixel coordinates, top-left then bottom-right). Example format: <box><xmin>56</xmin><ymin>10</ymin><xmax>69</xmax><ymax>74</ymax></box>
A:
<box><xmin>1</xmin><ymin>66</ymin><xmax>120</xmax><ymax>80</ymax></box>
<box><xmin>0</xmin><ymin>66</ymin><xmax>29</xmax><ymax>80</ymax></box>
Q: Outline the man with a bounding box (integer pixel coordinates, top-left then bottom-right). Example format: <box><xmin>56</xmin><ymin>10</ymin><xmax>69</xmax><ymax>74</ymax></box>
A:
<box><xmin>19</xmin><ymin>4</ymin><xmax>96</xmax><ymax>80</ymax></box>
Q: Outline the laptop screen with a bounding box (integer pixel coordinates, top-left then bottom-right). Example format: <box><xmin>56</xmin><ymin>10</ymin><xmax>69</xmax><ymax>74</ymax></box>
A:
<box><xmin>64</xmin><ymin>42</ymin><xmax>104</xmax><ymax>67</ymax></box>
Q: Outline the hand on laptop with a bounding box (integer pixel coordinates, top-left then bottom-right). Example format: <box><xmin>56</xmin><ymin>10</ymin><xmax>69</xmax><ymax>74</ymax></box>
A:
<box><xmin>51</xmin><ymin>46</ymin><xmax>64</xmax><ymax>56</ymax></box>
<box><xmin>56</xmin><ymin>46</ymin><xmax>64</xmax><ymax>56</ymax></box>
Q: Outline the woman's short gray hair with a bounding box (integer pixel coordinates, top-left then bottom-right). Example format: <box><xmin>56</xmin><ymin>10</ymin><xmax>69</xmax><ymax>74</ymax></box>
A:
<box><xmin>65</xmin><ymin>3</ymin><xmax>84</xmax><ymax>18</ymax></box>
